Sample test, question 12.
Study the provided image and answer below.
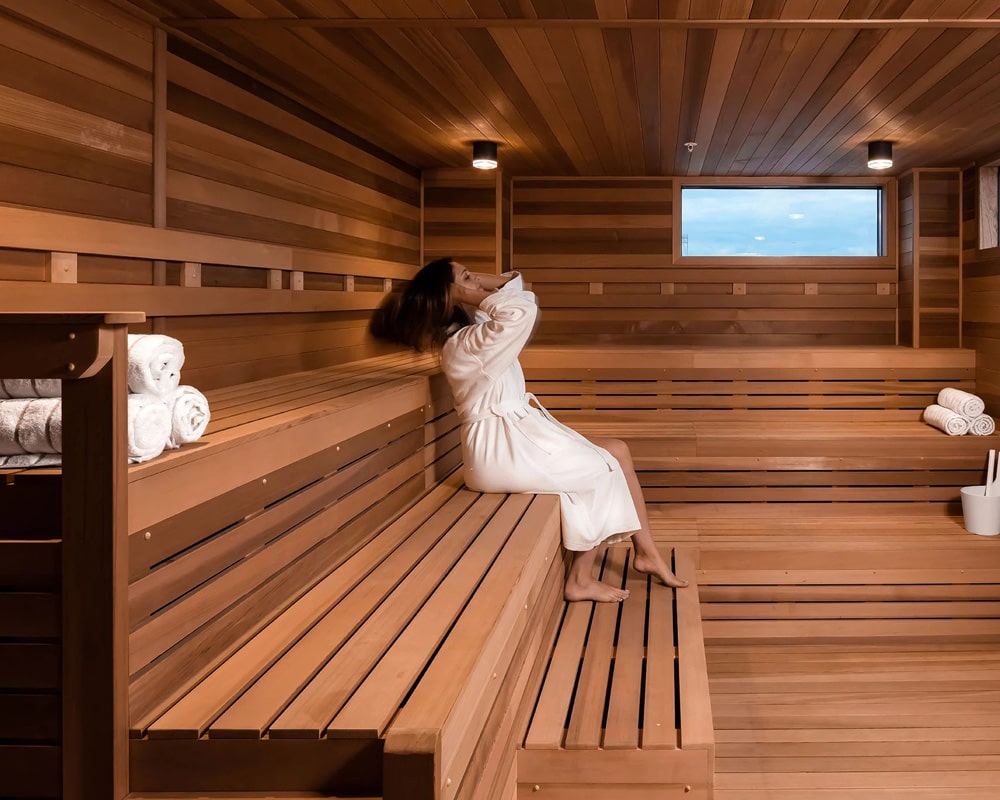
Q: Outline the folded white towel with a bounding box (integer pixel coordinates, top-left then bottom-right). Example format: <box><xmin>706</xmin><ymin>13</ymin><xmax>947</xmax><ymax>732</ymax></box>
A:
<box><xmin>164</xmin><ymin>385</ymin><xmax>210</xmax><ymax>448</ymax></box>
<box><xmin>937</xmin><ymin>387</ymin><xmax>985</xmax><ymax>419</ymax></box>
<box><xmin>127</xmin><ymin>394</ymin><xmax>172</xmax><ymax>463</ymax></box>
<box><xmin>0</xmin><ymin>395</ymin><xmax>171</xmax><ymax>464</ymax></box>
<box><xmin>0</xmin><ymin>379</ymin><xmax>61</xmax><ymax>398</ymax></box>
<box><xmin>0</xmin><ymin>453</ymin><xmax>62</xmax><ymax>468</ymax></box>
<box><xmin>923</xmin><ymin>404</ymin><xmax>971</xmax><ymax>436</ymax></box>
<box><xmin>0</xmin><ymin>398</ymin><xmax>62</xmax><ymax>455</ymax></box>
<box><xmin>127</xmin><ymin>334</ymin><xmax>185</xmax><ymax>397</ymax></box>
<box><xmin>969</xmin><ymin>414</ymin><xmax>996</xmax><ymax>436</ymax></box>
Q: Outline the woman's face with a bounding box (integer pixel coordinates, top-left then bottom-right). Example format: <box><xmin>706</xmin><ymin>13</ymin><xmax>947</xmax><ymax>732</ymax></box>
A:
<box><xmin>450</xmin><ymin>261</ymin><xmax>482</xmax><ymax>306</ymax></box>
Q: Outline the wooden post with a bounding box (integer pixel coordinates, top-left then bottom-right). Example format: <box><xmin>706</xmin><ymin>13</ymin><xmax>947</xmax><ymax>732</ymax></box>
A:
<box><xmin>61</xmin><ymin>323</ymin><xmax>131</xmax><ymax>799</ymax></box>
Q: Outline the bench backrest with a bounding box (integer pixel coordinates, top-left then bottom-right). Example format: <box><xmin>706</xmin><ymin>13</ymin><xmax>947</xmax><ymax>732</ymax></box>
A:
<box><xmin>522</xmin><ymin>345</ymin><xmax>977</xmax><ymax>421</ymax></box>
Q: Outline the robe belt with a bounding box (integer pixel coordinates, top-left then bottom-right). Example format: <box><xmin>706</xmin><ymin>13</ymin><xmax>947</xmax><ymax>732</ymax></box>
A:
<box><xmin>458</xmin><ymin>393</ymin><xmax>617</xmax><ymax>473</ymax></box>
<box><xmin>458</xmin><ymin>392</ymin><xmax>546</xmax><ymax>425</ymax></box>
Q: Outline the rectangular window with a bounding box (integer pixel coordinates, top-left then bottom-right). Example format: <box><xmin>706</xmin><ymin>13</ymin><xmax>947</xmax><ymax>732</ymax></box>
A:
<box><xmin>680</xmin><ymin>186</ymin><xmax>884</xmax><ymax>257</ymax></box>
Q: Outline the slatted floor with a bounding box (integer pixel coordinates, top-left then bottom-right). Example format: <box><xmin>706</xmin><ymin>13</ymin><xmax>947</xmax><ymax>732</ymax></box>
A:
<box><xmin>650</xmin><ymin>509</ymin><xmax>1000</xmax><ymax>800</ymax></box>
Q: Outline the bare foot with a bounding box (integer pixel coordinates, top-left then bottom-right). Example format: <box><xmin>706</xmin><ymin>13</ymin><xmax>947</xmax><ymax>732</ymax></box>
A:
<box><xmin>564</xmin><ymin>577</ymin><xmax>630</xmax><ymax>603</ymax></box>
<box><xmin>632</xmin><ymin>552</ymin><xmax>689</xmax><ymax>588</ymax></box>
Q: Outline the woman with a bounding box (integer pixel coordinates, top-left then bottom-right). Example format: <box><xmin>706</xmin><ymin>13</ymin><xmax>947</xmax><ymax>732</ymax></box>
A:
<box><xmin>370</xmin><ymin>257</ymin><xmax>686</xmax><ymax>602</ymax></box>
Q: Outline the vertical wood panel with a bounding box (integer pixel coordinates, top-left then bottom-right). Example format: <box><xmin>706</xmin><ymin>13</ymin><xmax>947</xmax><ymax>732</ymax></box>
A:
<box><xmin>898</xmin><ymin>172</ymin><xmax>915</xmax><ymax>347</ymax></box>
<box><xmin>910</xmin><ymin>169</ymin><xmax>961</xmax><ymax>348</ymax></box>
<box><xmin>962</xmin><ymin>162</ymin><xmax>1000</xmax><ymax>413</ymax></box>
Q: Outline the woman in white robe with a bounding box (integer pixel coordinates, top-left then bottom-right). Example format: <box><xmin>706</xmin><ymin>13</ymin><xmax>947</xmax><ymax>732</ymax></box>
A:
<box><xmin>371</xmin><ymin>258</ymin><xmax>686</xmax><ymax>602</ymax></box>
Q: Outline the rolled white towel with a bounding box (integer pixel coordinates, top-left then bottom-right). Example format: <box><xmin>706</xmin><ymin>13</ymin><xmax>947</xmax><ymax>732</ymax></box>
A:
<box><xmin>164</xmin><ymin>385</ymin><xmax>210</xmax><ymax>448</ymax></box>
<box><xmin>937</xmin><ymin>387</ymin><xmax>985</xmax><ymax>419</ymax></box>
<box><xmin>923</xmin><ymin>403</ymin><xmax>970</xmax><ymax>436</ymax></box>
<box><xmin>969</xmin><ymin>414</ymin><xmax>996</xmax><ymax>436</ymax></box>
<box><xmin>0</xmin><ymin>398</ymin><xmax>62</xmax><ymax>455</ymax></box>
<box><xmin>0</xmin><ymin>379</ymin><xmax>61</xmax><ymax>398</ymax></box>
<box><xmin>127</xmin><ymin>394</ymin><xmax>172</xmax><ymax>464</ymax></box>
<box><xmin>127</xmin><ymin>334</ymin><xmax>185</xmax><ymax>397</ymax></box>
<box><xmin>0</xmin><ymin>395</ymin><xmax>171</xmax><ymax>464</ymax></box>
<box><xmin>0</xmin><ymin>453</ymin><xmax>62</xmax><ymax>468</ymax></box>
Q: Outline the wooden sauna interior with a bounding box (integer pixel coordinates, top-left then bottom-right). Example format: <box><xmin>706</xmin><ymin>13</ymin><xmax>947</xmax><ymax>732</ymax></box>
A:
<box><xmin>2</xmin><ymin>2</ymin><xmax>1000</xmax><ymax>799</ymax></box>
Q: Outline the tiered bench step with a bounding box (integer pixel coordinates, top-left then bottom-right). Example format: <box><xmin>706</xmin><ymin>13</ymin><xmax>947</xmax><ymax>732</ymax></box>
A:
<box><xmin>130</xmin><ymin>477</ymin><xmax>563</xmax><ymax>797</ymax></box>
<box><xmin>522</xmin><ymin>345</ymin><xmax>992</xmax><ymax>512</ymax></box>
<box><xmin>517</xmin><ymin>548</ymin><xmax>713</xmax><ymax>799</ymax></box>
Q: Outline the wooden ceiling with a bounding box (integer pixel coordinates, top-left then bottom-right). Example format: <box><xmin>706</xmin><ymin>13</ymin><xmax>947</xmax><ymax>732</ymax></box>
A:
<box><xmin>125</xmin><ymin>1</ymin><xmax>1000</xmax><ymax>177</ymax></box>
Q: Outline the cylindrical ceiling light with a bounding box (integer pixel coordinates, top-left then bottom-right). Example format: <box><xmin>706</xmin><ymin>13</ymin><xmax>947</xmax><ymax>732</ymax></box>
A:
<box><xmin>472</xmin><ymin>140</ymin><xmax>498</xmax><ymax>169</ymax></box>
<box><xmin>867</xmin><ymin>141</ymin><xmax>893</xmax><ymax>170</ymax></box>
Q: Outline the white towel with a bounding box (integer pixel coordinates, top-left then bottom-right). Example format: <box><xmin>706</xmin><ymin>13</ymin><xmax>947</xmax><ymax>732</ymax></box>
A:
<box><xmin>937</xmin><ymin>387</ymin><xmax>985</xmax><ymax>419</ymax></box>
<box><xmin>0</xmin><ymin>453</ymin><xmax>61</xmax><ymax>468</ymax></box>
<box><xmin>0</xmin><ymin>395</ymin><xmax>171</xmax><ymax>464</ymax></box>
<box><xmin>164</xmin><ymin>385</ymin><xmax>210</xmax><ymax>448</ymax></box>
<box><xmin>923</xmin><ymin>404</ymin><xmax>970</xmax><ymax>436</ymax></box>
<box><xmin>0</xmin><ymin>398</ymin><xmax>62</xmax><ymax>455</ymax></box>
<box><xmin>969</xmin><ymin>414</ymin><xmax>996</xmax><ymax>436</ymax></box>
<box><xmin>127</xmin><ymin>334</ymin><xmax>185</xmax><ymax>397</ymax></box>
<box><xmin>0</xmin><ymin>379</ymin><xmax>61</xmax><ymax>398</ymax></box>
<box><xmin>127</xmin><ymin>394</ymin><xmax>172</xmax><ymax>463</ymax></box>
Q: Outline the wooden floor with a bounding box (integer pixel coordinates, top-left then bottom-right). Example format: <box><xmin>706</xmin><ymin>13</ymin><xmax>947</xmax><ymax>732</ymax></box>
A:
<box><xmin>651</xmin><ymin>507</ymin><xmax>1000</xmax><ymax>800</ymax></box>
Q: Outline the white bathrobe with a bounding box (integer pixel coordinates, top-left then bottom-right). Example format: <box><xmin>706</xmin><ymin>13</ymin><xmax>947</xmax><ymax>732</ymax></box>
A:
<box><xmin>441</xmin><ymin>275</ymin><xmax>640</xmax><ymax>551</ymax></box>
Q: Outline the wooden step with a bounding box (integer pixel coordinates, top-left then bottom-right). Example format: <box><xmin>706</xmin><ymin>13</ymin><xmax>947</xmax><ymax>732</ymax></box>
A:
<box><xmin>517</xmin><ymin>547</ymin><xmax>714</xmax><ymax>799</ymax></box>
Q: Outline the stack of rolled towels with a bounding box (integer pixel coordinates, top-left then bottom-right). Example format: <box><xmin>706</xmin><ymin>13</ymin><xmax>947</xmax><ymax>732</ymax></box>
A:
<box><xmin>923</xmin><ymin>387</ymin><xmax>996</xmax><ymax>436</ymax></box>
<box><xmin>0</xmin><ymin>334</ymin><xmax>210</xmax><ymax>467</ymax></box>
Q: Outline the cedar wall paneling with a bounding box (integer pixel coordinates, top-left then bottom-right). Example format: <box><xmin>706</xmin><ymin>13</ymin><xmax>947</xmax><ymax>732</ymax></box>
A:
<box><xmin>513</xmin><ymin>178</ymin><xmax>897</xmax><ymax>345</ymax></box>
<box><xmin>963</xmin><ymin>164</ymin><xmax>1000</xmax><ymax>411</ymax></box>
<box><xmin>422</xmin><ymin>168</ymin><xmax>509</xmax><ymax>274</ymax></box>
<box><xmin>159</xmin><ymin>42</ymin><xmax>420</xmax><ymax>387</ymax></box>
<box><xmin>909</xmin><ymin>169</ymin><xmax>962</xmax><ymax>348</ymax></box>
<box><xmin>0</xmin><ymin>1</ymin><xmax>154</xmax><ymax>221</ymax></box>
<box><xmin>0</xmin><ymin>0</ymin><xmax>421</xmax><ymax>391</ymax></box>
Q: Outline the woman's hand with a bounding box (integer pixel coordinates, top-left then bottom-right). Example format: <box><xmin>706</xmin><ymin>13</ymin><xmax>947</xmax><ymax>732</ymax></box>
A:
<box><xmin>472</xmin><ymin>271</ymin><xmax>519</xmax><ymax>291</ymax></box>
<box><xmin>451</xmin><ymin>282</ymin><xmax>494</xmax><ymax>308</ymax></box>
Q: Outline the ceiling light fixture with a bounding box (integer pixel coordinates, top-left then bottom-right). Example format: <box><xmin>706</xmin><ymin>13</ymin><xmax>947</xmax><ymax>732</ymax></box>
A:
<box><xmin>867</xmin><ymin>141</ymin><xmax>893</xmax><ymax>170</ymax></box>
<box><xmin>472</xmin><ymin>140</ymin><xmax>498</xmax><ymax>169</ymax></box>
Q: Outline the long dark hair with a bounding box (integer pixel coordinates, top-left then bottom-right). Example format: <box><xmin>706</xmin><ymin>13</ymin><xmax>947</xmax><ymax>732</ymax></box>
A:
<box><xmin>369</xmin><ymin>257</ymin><xmax>471</xmax><ymax>351</ymax></box>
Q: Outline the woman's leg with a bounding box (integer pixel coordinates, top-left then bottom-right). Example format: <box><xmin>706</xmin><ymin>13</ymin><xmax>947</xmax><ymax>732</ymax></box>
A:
<box><xmin>591</xmin><ymin>437</ymin><xmax>688</xmax><ymax>588</ymax></box>
<box><xmin>564</xmin><ymin>546</ymin><xmax>630</xmax><ymax>603</ymax></box>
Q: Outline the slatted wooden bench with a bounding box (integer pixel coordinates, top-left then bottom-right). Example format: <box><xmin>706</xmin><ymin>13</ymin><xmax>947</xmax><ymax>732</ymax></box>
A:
<box><xmin>522</xmin><ymin>345</ymin><xmax>993</xmax><ymax>515</ymax></box>
<box><xmin>1</xmin><ymin>338</ymin><xmax>576</xmax><ymax>799</ymax></box>
<box><xmin>116</xmin><ymin>350</ymin><xmax>570</xmax><ymax>798</ymax></box>
<box><xmin>2</xmin><ymin>319</ymin><xmax>718</xmax><ymax>800</ymax></box>
<box><xmin>518</xmin><ymin>548</ymin><xmax>714</xmax><ymax>799</ymax></box>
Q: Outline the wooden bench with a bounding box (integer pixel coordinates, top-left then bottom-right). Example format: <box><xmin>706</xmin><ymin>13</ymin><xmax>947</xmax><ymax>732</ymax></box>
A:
<box><xmin>522</xmin><ymin>345</ymin><xmax>993</xmax><ymax>515</ymax></box>
<box><xmin>0</xmin><ymin>335</ymin><xmax>573</xmax><ymax>799</ymax></box>
<box><xmin>1</xmin><ymin>319</ymin><xmax>716</xmax><ymax>800</ymax></box>
<box><xmin>118</xmin><ymin>350</ymin><xmax>571</xmax><ymax>798</ymax></box>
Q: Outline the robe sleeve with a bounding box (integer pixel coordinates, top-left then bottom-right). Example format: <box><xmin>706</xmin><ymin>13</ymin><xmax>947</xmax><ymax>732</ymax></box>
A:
<box><xmin>470</xmin><ymin>272</ymin><xmax>524</xmax><ymax>324</ymax></box>
<box><xmin>457</xmin><ymin>286</ymin><xmax>538</xmax><ymax>379</ymax></box>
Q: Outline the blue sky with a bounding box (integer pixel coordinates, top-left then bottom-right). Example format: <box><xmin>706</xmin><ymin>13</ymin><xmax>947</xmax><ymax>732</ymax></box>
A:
<box><xmin>681</xmin><ymin>187</ymin><xmax>882</xmax><ymax>257</ymax></box>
